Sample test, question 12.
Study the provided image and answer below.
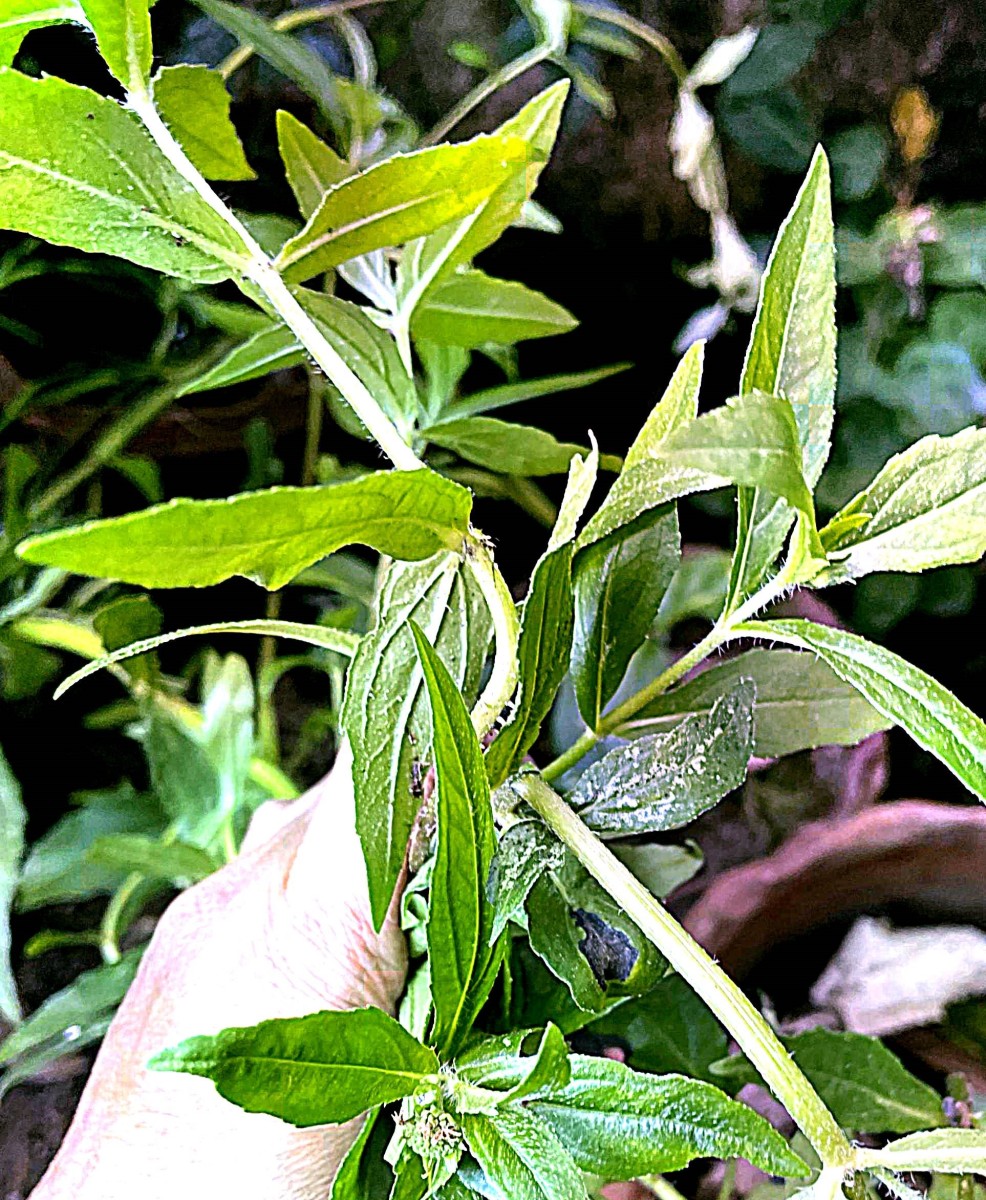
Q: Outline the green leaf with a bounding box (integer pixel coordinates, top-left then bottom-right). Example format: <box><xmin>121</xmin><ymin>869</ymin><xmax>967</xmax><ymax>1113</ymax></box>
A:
<box><xmin>728</xmin><ymin>147</ymin><xmax>836</xmax><ymax>605</ymax></box>
<box><xmin>736</xmin><ymin>619</ymin><xmax>986</xmax><ymax>801</ymax></box>
<box><xmin>394</xmin><ymin>84</ymin><xmax>569</xmax><ymax>350</ymax></box>
<box><xmin>485</xmin><ymin>448</ymin><xmax>598</xmax><ymax>787</ymax></box>
<box><xmin>344</xmin><ymin>554</ymin><xmax>491</xmax><ymax>930</ymax></box>
<box><xmin>57</xmin><ymin>617</ymin><xmax>357</xmax><ymax>697</ymax></box>
<box><xmin>191</xmin><ymin>0</ymin><xmax>346</xmax><ymax>130</ymax></box>
<box><xmin>577</xmin><ymin>343</ymin><xmax>701</xmax><ymax>548</ymax></box>
<box><xmin>710</xmin><ymin>1028</ymin><xmax>943</xmax><ymax>1135</ymax></box>
<box><xmin>18</xmin><ymin>470</ymin><xmax>472</xmax><ymax>590</ymax></box>
<box><xmin>427</xmin><ymin>417</ymin><xmax>591</xmax><ymax>477</ymax></box>
<box><xmin>817</xmin><ymin>426</ymin><xmax>986</xmax><ymax>585</ymax></box>
<box><xmin>276</xmin><ymin>109</ymin><xmax>348</xmax><ymax>221</ymax></box>
<box><xmin>149</xmin><ymin>1007</ymin><xmax>440</xmax><ymax>1127</ymax></box>
<box><xmin>412</xmin><ymin>271</ymin><xmax>577</xmax><ymax>347</ymax></box>
<box><xmin>79</xmin><ymin>0</ymin><xmax>151</xmax><ymax>90</ymax></box>
<box><xmin>859</xmin><ymin>1130</ymin><xmax>986</xmax><ymax>1175</ymax></box>
<box><xmin>411</xmin><ymin>624</ymin><xmax>499</xmax><ymax>1058</ymax></box>
<box><xmin>625</xmin><ymin>649</ymin><xmax>891</xmax><ymax>758</ymax></box>
<box><xmin>17</xmin><ymin>784</ymin><xmax>165</xmax><ymax>911</ymax></box>
<box><xmin>276</xmin><ymin>132</ymin><xmax>535</xmax><ymax>283</ymax></box>
<box><xmin>525</xmin><ymin>845</ymin><xmax>665</xmax><ymax>1012</ymax></box>
<box><xmin>152</xmin><ymin>65</ymin><xmax>254</xmax><ymax>181</ymax></box>
<box><xmin>584</xmin><ymin>391</ymin><xmax>820</xmax><ymax>551</ymax></box>
<box><xmin>460</xmin><ymin>1108</ymin><xmax>588</xmax><ymax>1200</ymax></box>
<box><xmin>652</xmin><ymin>548</ymin><xmax>732</xmax><ymax>635</ymax></box>
<box><xmin>588</xmin><ymin>973</ymin><xmax>729</xmax><ymax>1086</ymax></box>
<box><xmin>87</xmin><ymin>834</ymin><xmax>218</xmax><ymax>885</ymax></box>
<box><xmin>0</xmin><ymin>745</ymin><xmax>25</xmax><ymax>1024</ymax></box>
<box><xmin>571</xmin><ymin>681</ymin><xmax>755</xmax><ymax>837</ymax></box>
<box><xmin>143</xmin><ymin>652</ymin><xmax>255</xmax><ymax>843</ymax></box>
<box><xmin>330</xmin><ymin>1110</ymin><xmax>394</xmax><ymax>1200</ymax></box>
<box><xmin>0</xmin><ymin>949</ymin><xmax>141</xmax><ymax>1068</ymax></box>
<box><xmin>0</xmin><ymin>69</ymin><xmax>246</xmax><ymax>283</ymax></box>
<box><xmin>486</xmin><ymin>817</ymin><xmax>565</xmax><ymax>943</ymax></box>
<box><xmin>177</xmin><ymin>326</ymin><xmax>300</xmax><ymax>395</ymax></box>
<box><xmin>457</xmin><ymin>1024</ymin><xmax>571</xmax><ymax>1103</ymax></box>
<box><xmin>445</xmin><ymin>363</ymin><xmax>631</xmax><ymax>421</ymax></box>
<box><xmin>529</xmin><ymin>1055</ymin><xmax>808</xmax><ymax>1178</ymax></box>
<box><xmin>572</xmin><ymin>506</ymin><xmax>681</xmax><ymax>728</ymax></box>
<box><xmin>0</xmin><ymin>1</ymin><xmax>82</xmax><ymax>67</ymax></box>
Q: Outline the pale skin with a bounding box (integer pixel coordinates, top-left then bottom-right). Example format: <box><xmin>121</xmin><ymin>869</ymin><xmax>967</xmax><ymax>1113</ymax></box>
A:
<box><xmin>30</xmin><ymin>741</ymin><xmax>408</xmax><ymax>1200</ymax></box>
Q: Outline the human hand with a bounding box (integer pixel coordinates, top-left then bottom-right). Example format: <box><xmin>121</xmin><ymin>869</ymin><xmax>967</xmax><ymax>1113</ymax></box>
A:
<box><xmin>30</xmin><ymin>741</ymin><xmax>408</xmax><ymax>1200</ymax></box>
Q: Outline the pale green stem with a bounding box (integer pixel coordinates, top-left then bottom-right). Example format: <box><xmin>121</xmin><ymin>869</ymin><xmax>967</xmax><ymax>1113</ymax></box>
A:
<box><xmin>574</xmin><ymin>2</ymin><xmax>688</xmax><ymax>84</ymax></box>
<box><xmin>541</xmin><ymin>567</ymin><xmax>794</xmax><ymax>782</ymax></box>
<box><xmin>464</xmin><ymin>535</ymin><xmax>520</xmax><ymax>739</ymax></box>
<box><xmin>219</xmin><ymin>0</ymin><xmax>392</xmax><ymax>79</ymax></box>
<box><xmin>127</xmin><ymin>89</ymin><xmax>422</xmax><ymax>473</ymax></box>
<box><xmin>516</xmin><ymin>772</ymin><xmax>853</xmax><ymax>1170</ymax></box>
<box><xmin>421</xmin><ymin>45</ymin><xmax>551</xmax><ymax>147</ymax></box>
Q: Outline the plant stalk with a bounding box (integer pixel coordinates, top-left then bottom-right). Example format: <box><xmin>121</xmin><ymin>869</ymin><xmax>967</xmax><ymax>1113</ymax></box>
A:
<box><xmin>464</xmin><ymin>535</ymin><xmax>520</xmax><ymax>738</ymax></box>
<box><xmin>422</xmin><ymin>46</ymin><xmax>551</xmax><ymax>147</ymax></box>
<box><xmin>574</xmin><ymin>3</ymin><xmax>688</xmax><ymax>84</ymax></box>
<box><xmin>515</xmin><ymin>771</ymin><xmax>853</xmax><ymax>1170</ymax></box>
<box><xmin>128</xmin><ymin>89</ymin><xmax>422</xmax><ymax>473</ymax></box>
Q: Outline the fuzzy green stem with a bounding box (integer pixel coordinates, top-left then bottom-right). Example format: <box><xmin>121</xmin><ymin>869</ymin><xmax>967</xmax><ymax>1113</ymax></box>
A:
<box><xmin>516</xmin><ymin>772</ymin><xmax>853</xmax><ymax>1169</ymax></box>
<box><xmin>128</xmin><ymin>89</ymin><xmax>422</xmax><ymax>473</ymax></box>
<box><xmin>219</xmin><ymin>0</ymin><xmax>392</xmax><ymax>79</ymax></box>
<box><xmin>464</xmin><ymin>535</ymin><xmax>520</xmax><ymax>738</ymax></box>
<box><xmin>574</xmin><ymin>2</ymin><xmax>689</xmax><ymax>84</ymax></box>
<box><xmin>422</xmin><ymin>46</ymin><xmax>551</xmax><ymax>147</ymax></box>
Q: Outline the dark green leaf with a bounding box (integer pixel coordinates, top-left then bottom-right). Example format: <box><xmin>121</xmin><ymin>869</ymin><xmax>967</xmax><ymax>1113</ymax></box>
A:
<box><xmin>572</xmin><ymin>506</ymin><xmax>681</xmax><ymax>728</ymax></box>
<box><xmin>17</xmin><ymin>784</ymin><xmax>165</xmax><ymax>911</ymax></box>
<box><xmin>276</xmin><ymin>109</ymin><xmax>348</xmax><ymax>220</ymax></box>
<box><xmin>152</xmin><ymin>65</ymin><xmax>255</xmax><ymax>181</ymax></box>
<box><xmin>625</xmin><ymin>649</ymin><xmax>891</xmax><ymax>758</ymax></box>
<box><xmin>427</xmin><ymin>417</ymin><xmax>590</xmax><ymax>477</ymax></box>
<box><xmin>571</xmin><ymin>682</ymin><xmax>755</xmax><ymax>837</ymax></box>
<box><xmin>530</xmin><ymin>1055</ymin><xmax>808</xmax><ymax>1178</ymax></box>
<box><xmin>330</xmin><ymin>1109</ymin><xmax>395</xmax><ymax>1200</ymax></box>
<box><xmin>487</xmin><ymin>818</ymin><xmax>565</xmax><ymax>943</ymax></box>
<box><xmin>652</xmin><ymin>548</ymin><xmax>732</xmax><ymax>635</ymax></box>
<box><xmin>445</xmin><ymin>363</ymin><xmax>631</xmax><ymax>422</ymax></box>
<box><xmin>485</xmin><ymin>449</ymin><xmax>598</xmax><ymax>787</ymax></box>
<box><xmin>277</xmin><ymin>132</ymin><xmax>534</xmax><ymax>283</ymax></box>
<box><xmin>817</xmin><ymin>426</ymin><xmax>986</xmax><ymax>586</ymax></box>
<box><xmin>589</xmin><ymin>974</ymin><xmax>729</xmax><ymax>1086</ymax></box>
<box><xmin>711</xmin><ymin>1028</ymin><xmax>943</xmax><ymax>1134</ymax></box>
<box><xmin>411</xmin><ymin>624</ymin><xmax>499</xmax><ymax>1058</ymax></box>
<box><xmin>412</xmin><ymin>271</ymin><xmax>577</xmax><ymax>347</ymax></box>
<box><xmin>0</xmin><ymin>69</ymin><xmax>246</xmax><ymax>283</ymax></box>
<box><xmin>0</xmin><ymin>949</ymin><xmax>141</xmax><ymax>1068</ymax></box>
<box><xmin>728</xmin><ymin>148</ymin><xmax>835</xmax><ymax>604</ymax></box>
<box><xmin>150</xmin><ymin>1007</ymin><xmax>440</xmax><ymax>1126</ymax></box>
<box><xmin>461</xmin><ymin>1108</ymin><xmax>588</xmax><ymax>1200</ymax></box>
<box><xmin>736</xmin><ymin>619</ymin><xmax>986</xmax><ymax>801</ymax></box>
<box><xmin>344</xmin><ymin>553</ymin><xmax>491</xmax><ymax>930</ymax></box>
<box><xmin>18</xmin><ymin>470</ymin><xmax>472</xmax><ymax>590</ymax></box>
<box><xmin>0</xmin><ymin>745</ymin><xmax>25</xmax><ymax>1023</ymax></box>
<box><xmin>526</xmin><ymin>846</ymin><xmax>665</xmax><ymax>1012</ymax></box>
<box><xmin>87</xmin><ymin>834</ymin><xmax>218</xmax><ymax>885</ymax></box>
<box><xmin>79</xmin><ymin>0</ymin><xmax>151</xmax><ymax>90</ymax></box>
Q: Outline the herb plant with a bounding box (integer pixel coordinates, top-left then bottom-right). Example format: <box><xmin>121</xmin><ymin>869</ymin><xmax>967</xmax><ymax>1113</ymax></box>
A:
<box><xmin>2</xmin><ymin>2</ymin><xmax>986</xmax><ymax>1198</ymax></box>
